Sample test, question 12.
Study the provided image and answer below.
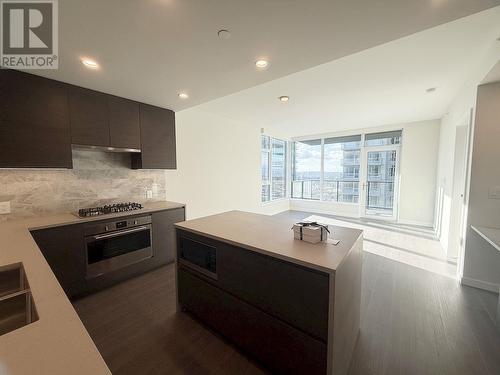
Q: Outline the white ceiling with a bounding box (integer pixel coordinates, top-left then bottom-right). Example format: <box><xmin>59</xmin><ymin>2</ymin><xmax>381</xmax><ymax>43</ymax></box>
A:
<box><xmin>195</xmin><ymin>7</ymin><xmax>500</xmax><ymax>138</ymax></box>
<box><xmin>30</xmin><ymin>0</ymin><xmax>500</xmax><ymax>112</ymax></box>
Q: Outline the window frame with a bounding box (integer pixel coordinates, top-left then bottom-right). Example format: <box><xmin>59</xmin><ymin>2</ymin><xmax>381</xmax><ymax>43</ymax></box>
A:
<box><xmin>261</xmin><ymin>135</ymin><xmax>288</xmax><ymax>204</ymax></box>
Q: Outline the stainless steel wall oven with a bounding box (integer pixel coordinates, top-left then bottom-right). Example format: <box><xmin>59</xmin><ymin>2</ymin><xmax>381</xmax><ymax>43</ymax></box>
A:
<box><xmin>84</xmin><ymin>216</ymin><xmax>153</xmax><ymax>278</ymax></box>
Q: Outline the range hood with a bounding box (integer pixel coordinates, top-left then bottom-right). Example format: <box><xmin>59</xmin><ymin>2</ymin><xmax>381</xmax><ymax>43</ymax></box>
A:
<box><xmin>72</xmin><ymin>144</ymin><xmax>141</xmax><ymax>153</ymax></box>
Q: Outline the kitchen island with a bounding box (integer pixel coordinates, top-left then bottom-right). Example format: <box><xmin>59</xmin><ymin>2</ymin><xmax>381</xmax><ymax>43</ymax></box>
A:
<box><xmin>175</xmin><ymin>211</ymin><xmax>363</xmax><ymax>375</ymax></box>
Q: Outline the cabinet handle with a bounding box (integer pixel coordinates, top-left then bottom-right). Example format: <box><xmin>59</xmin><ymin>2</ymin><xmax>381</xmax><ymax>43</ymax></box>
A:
<box><xmin>91</xmin><ymin>226</ymin><xmax>149</xmax><ymax>240</ymax></box>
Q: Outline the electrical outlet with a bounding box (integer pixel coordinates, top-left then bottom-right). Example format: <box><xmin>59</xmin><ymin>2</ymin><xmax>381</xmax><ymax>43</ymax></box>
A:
<box><xmin>146</xmin><ymin>189</ymin><xmax>153</xmax><ymax>199</ymax></box>
<box><xmin>0</xmin><ymin>201</ymin><xmax>11</xmax><ymax>214</ymax></box>
<box><xmin>488</xmin><ymin>186</ymin><xmax>500</xmax><ymax>199</ymax></box>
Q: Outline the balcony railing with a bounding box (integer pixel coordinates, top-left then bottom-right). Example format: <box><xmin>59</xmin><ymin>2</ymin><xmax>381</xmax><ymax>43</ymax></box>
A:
<box><xmin>292</xmin><ymin>180</ymin><xmax>360</xmax><ymax>202</ymax></box>
<box><xmin>291</xmin><ymin>180</ymin><xmax>394</xmax><ymax>208</ymax></box>
<box><xmin>324</xmin><ymin>180</ymin><xmax>360</xmax><ymax>202</ymax></box>
<box><xmin>291</xmin><ymin>179</ymin><xmax>321</xmax><ymax>200</ymax></box>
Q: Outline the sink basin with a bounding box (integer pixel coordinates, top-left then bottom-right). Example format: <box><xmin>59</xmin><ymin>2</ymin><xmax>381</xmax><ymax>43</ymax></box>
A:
<box><xmin>0</xmin><ymin>263</ymin><xmax>38</xmax><ymax>336</ymax></box>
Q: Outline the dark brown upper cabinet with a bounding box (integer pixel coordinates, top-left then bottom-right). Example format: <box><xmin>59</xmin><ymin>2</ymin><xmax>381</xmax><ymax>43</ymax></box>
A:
<box><xmin>0</xmin><ymin>70</ymin><xmax>72</xmax><ymax>168</ymax></box>
<box><xmin>0</xmin><ymin>70</ymin><xmax>176</xmax><ymax>169</ymax></box>
<box><xmin>69</xmin><ymin>87</ymin><xmax>110</xmax><ymax>147</ymax></box>
<box><xmin>108</xmin><ymin>96</ymin><xmax>140</xmax><ymax>149</ymax></box>
<box><xmin>132</xmin><ymin>104</ymin><xmax>176</xmax><ymax>169</ymax></box>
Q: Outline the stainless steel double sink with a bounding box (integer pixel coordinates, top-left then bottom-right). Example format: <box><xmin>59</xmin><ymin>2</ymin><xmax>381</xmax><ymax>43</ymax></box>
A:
<box><xmin>0</xmin><ymin>263</ymin><xmax>39</xmax><ymax>336</ymax></box>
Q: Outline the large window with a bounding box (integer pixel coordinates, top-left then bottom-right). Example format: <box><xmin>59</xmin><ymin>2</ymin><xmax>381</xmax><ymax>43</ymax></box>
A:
<box><xmin>291</xmin><ymin>139</ymin><xmax>321</xmax><ymax>200</ymax></box>
<box><xmin>324</xmin><ymin>135</ymin><xmax>361</xmax><ymax>203</ymax></box>
<box><xmin>290</xmin><ymin>130</ymin><xmax>402</xmax><ymax>205</ymax></box>
<box><xmin>261</xmin><ymin>136</ymin><xmax>287</xmax><ymax>202</ymax></box>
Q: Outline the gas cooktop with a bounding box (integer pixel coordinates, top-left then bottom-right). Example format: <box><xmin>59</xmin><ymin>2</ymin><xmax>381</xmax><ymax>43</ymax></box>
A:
<box><xmin>77</xmin><ymin>202</ymin><xmax>143</xmax><ymax>218</ymax></box>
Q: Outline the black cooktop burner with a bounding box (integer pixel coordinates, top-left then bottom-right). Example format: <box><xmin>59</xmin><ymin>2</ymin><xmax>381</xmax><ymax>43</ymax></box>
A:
<box><xmin>78</xmin><ymin>202</ymin><xmax>143</xmax><ymax>218</ymax></box>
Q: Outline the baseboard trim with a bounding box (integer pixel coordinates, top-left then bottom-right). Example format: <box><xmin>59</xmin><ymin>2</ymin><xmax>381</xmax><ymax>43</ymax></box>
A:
<box><xmin>460</xmin><ymin>276</ymin><xmax>500</xmax><ymax>293</ymax></box>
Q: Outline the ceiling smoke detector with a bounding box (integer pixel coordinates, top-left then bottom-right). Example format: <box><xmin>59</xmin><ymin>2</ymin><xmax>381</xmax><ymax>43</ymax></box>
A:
<box><xmin>218</xmin><ymin>29</ymin><xmax>231</xmax><ymax>40</ymax></box>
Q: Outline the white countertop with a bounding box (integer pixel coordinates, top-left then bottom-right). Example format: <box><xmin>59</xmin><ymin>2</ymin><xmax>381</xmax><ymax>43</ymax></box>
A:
<box><xmin>175</xmin><ymin>210</ymin><xmax>363</xmax><ymax>274</ymax></box>
<box><xmin>0</xmin><ymin>201</ymin><xmax>185</xmax><ymax>375</ymax></box>
<box><xmin>471</xmin><ymin>225</ymin><xmax>500</xmax><ymax>252</ymax></box>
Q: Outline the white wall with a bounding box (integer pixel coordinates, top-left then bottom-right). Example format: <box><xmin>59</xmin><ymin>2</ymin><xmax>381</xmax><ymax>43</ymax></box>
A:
<box><xmin>165</xmin><ymin>107</ymin><xmax>289</xmax><ymax>220</ymax></box>
<box><xmin>435</xmin><ymin>42</ymin><xmax>500</xmax><ymax>259</ymax></box>
<box><xmin>462</xmin><ymin>81</ymin><xmax>500</xmax><ymax>292</ymax></box>
<box><xmin>290</xmin><ymin>120</ymin><xmax>440</xmax><ymax>227</ymax></box>
<box><xmin>398</xmin><ymin>121</ymin><xmax>440</xmax><ymax>226</ymax></box>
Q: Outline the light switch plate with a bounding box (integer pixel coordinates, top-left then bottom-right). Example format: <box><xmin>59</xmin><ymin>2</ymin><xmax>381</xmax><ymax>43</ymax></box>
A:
<box><xmin>0</xmin><ymin>201</ymin><xmax>11</xmax><ymax>214</ymax></box>
<box><xmin>488</xmin><ymin>186</ymin><xmax>500</xmax><ymax>199</ymax></box>
<box><xmin>146</xmin><ymin>190</ymin><xmax>153</xmax><ymax>199</ymax></box>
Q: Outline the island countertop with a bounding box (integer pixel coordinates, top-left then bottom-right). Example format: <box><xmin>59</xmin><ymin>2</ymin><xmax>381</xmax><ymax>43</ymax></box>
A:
<box><xmin>0</xmin><ymin>200</ymin><xmax>185</xmax><ymax>375</ymax></box>
<box><xmin>175</xmin><ymin>210</ymin><xmax>363</xmax><ymax>274</ymax></box>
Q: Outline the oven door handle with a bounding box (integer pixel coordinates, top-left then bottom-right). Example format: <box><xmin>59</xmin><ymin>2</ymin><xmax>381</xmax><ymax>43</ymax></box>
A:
<box><xmin>91</xmin><ymin>225</ymin><xmax>150</xmax><ymax>240</ymax></box>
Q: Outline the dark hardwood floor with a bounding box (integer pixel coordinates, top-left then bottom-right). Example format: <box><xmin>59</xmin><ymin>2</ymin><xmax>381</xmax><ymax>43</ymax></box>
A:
<box><xmin>73</xmin><ymin>264</ymin><xmax>266</xmax><ymax>375</ymax></box>
<box><xmin>73</xmin><ymin>215</ymin><xmax>500</xmax><ymax>375</ymax></box>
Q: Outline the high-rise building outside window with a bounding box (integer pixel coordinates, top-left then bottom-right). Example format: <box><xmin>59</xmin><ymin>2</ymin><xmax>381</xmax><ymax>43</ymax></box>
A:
<box><xmin>261</xmin><ymin>135</ymin><xmax>287</xmax><ymax>202</ymax></box>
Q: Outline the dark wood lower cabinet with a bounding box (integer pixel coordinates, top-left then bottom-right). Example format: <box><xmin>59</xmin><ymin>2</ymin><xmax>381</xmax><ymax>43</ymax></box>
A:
<box><xmin>178</xmin><ymin>268</ymin><xmax>327</xmax><ymax>375</ymax></box>
<box><xmin>152</xmin><ymin>208</ymin><xmax>185</xmax><ymax>264</ymax></box>
<box><xmin>218</xmin><ymin>242</ymin><xmax>329</xmax><ymax>342</ymax></box>
<box><xmin>31</xmin><ymin>224</ymin><xmax>87</xmax><ymax>298</ymax></box>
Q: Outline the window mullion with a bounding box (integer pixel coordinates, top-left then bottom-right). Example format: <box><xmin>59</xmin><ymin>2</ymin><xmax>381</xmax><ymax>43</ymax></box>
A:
<box><xmin>269</xmin><ymin>142</ymin><xmax>273</xmax><ymax>200</ymax></box>
<box><xmin>320</xmin><ymin>138</ymin><xmax>325</xmax><ymax>201</ymax></box>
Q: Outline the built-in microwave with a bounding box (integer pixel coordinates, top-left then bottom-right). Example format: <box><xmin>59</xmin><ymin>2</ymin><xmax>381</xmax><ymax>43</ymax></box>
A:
<box><xmin>178</xmin><ymin>236</ymin><xmax>217</xmax><ymax>279</ymax></box>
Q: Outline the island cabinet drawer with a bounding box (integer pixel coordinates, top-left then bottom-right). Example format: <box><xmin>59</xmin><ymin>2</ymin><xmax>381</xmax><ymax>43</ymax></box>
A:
<box><xmin>217</xmin><ymin>243</ymin><xmax>329</xmax><ymax>342</ymax></box>
<box><xmin>178</xmin><ymin>268</ymin><xmax>327</xmax><ymax>375</ymax></box>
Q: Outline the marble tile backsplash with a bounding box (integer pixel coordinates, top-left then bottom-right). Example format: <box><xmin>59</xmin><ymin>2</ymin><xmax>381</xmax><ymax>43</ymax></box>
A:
<box><xmin>0</xmin><ymin>149</ymin><xmax>167</xmax><ymax>220</ymax></box>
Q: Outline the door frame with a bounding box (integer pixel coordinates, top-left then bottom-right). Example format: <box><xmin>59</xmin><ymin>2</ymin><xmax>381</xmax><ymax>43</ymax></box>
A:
<box><xmin>457</xmin><ymin>108</ymin><xmax>474</xmax><ymax>279</ymax></box>
<box><xmin>447</xmin><ymin>125</ymin><xmax>468</xmax><ymax>262</ymax></box>
<box><xmin>359</xmin><ymin>144</ymin><xmax>401</xmax><ymax>221</ymax></box>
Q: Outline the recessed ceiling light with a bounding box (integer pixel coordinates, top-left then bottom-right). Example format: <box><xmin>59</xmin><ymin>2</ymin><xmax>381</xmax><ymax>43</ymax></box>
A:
<box><xmin>279</xmin><ymin>96</ymin><xmax>289</xmax><ymax>102</ymax></box>
<box><xmin>426</xmin><ymin>87</ymin><xmax>437</xmax><ymax>93</ymax></box>
<box><xmin>178</xmin><ymin>92</ymin><xmax>189</xmax><ymax>99</ymax></box>
<box><xmin>255</xmin><ymin>59</ymin><xmax>269</xmax><ymax>69</ymax></box>
<box><xmin>81</xmin><ymin>58</ymin><xmax>99</xmax><ymax>69</ymax></box>
<box><xmin>218</xmin><ymin>29</ymin><xmax>231</xmax><ymax>40</ymax></box>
